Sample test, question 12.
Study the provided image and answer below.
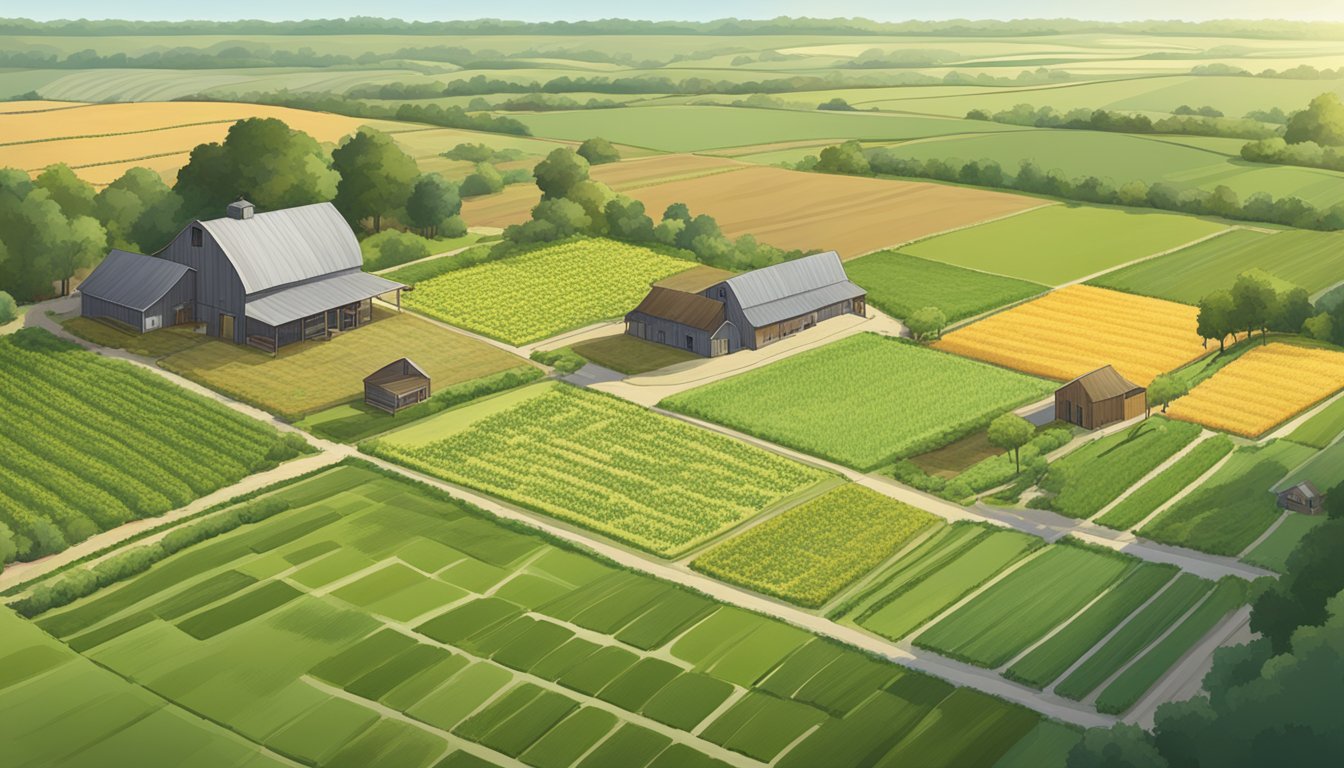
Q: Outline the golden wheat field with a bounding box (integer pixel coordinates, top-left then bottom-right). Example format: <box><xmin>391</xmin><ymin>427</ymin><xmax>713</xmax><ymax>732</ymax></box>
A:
<box><xmin>933</xmin><ymin>284</ymin><xmax>1206</xmax><ymax>386</ymax></box>
<box><xmin>1167</xmin><ymin>343</ymin><xmax>1344</xmax><ymax>436</ymax></box>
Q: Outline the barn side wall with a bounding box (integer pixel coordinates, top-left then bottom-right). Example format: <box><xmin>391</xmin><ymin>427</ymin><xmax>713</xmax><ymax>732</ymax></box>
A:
<box><xmin>157</xmin><ymin>223</ymin><xmax>247</xmax><ymax>343</ymax></box>
<box><xmin>142</xmin><ymin>272</ymin><xmax>197</xmax><ymax>330</ymax></box>
<box><xmin>81</xmin><ymin>294</ymin><xmax>143</xmax><ymax>330</ymax></box>
<box><xmin>625</xmin><ymin>312</ymin><xmax>712</xmax><ymax>356</ymax></box>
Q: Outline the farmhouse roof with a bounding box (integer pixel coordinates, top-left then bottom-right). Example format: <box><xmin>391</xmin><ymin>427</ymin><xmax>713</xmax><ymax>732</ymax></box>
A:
<box><xmin>245</xmin><ymin>271</ymin><xmax>404</xmax><ymax>327</ymax></box>
<box><xmin>724</xmin><ymin>251</ymin><xmax>865</xmax><ymax>327</ymax></box>
<box><xmin>77</xmin><ymin>249</ymin><xmax>191</xmax><ymax>311</ymax></box>
<box><xmin>629</xmin><ymin>286</ymin><xmax>726</xmax><ymax>332</ymax></box>
<box><xmin>1282</xmin><ymin>481</ymin><xmax>1322</xmax><ymax>500</ymax></box>
<box><xmin>365</xmin><ymin>357</ymin><xmax>429</xmax><ymax>386</ymax></box>
<box><xmin>1065</xmin><ymin>365</ymin><xmax>1145</xmax><ymax>402</ymax></box>
<box><xmin>199</xmin><ymin>202</ymin><xmax>362</xmax><ymax>294</ymax></box>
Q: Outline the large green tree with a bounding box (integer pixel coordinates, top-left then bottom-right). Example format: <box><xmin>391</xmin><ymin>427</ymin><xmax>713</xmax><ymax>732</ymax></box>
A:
<box><xmin>403</xmin><ymin>173</ymin><xmax>463</xmax><ymax>238</ymax></box>
<box><xmin>1196</xmin><ymin>290</ymin><xmax>1236</xmax><ymax>351</ymax></box>
<box><xmin>987</xmin><ymin>412</ymin><xmax>1034</xmax><ymax>472</ymax></box>
<box><xmin>1284</xmin><ymin>92</ymin><xmax>1344</xmax><ymax>146</ymax></box>
<box><xmin>331</xmin><ymin>126</ymin><xmax>420</xmax><ymax>232</ymax></box>
<box><xmin>533</xmin><ymin>147</ymin><xmax>590</xmax><ymax>199</ymax></box>
<box><xmin>1230</xmin><ymin>273</ymin><xmax>1278</xmax><ymax>343</ymax></box>
<box><xmin>0</xmin><ymin>170</ymin><xmax>106</xmax><ymax>301</ymax></box>
<box><xmin>34</xmin><ymin>164</ymin><xmax>96</xmax><ymax>219</ymax></box>
<box><xmin>94</xmin><ymin>167</ymin><xmax>183</xmax><ymax>252</ymax></box>
<box><xmin>174</xmin><ymin>117</ymin><xmax>339</xmax><ymax>219</ymax></box>
<box><xmin>576</xmin><ymin>136</ymin><xmax>621</xmax><ymax>165</ymax></box>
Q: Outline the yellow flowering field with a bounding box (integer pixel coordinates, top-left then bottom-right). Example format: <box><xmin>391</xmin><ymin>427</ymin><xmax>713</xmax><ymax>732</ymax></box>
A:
<box><xmin>934</xmin><ymin>285</ymin><xmax>1206</xmax><ymax>386</ymax></box>
<box><xmin>1167</xmin><ymin>343</ymin><xmax>1344</xmax><ymax>436</ymax></box>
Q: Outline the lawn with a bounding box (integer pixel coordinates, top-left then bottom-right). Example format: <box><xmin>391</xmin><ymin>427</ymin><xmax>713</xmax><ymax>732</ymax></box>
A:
<box><xmin>1284</xmin><ymin>393</ymin><xmax>1344</xmax><ymax>449</ymax></box>
<box><xmin>1090</xmin><ymin>229</ymin><xmax>1344</xmax><ymax>304</ymax></box>
<box><xmin>662</xmin><ymin>333</ymin><xmax>1054</xmax><ymax>471</ymax></box>
<box><xmin>61</xmin><ymin>316</ymin><xmax>205</xmax><ymax>358</ymax></box>
<box><xmin>900</xmin><ymin>205</ymin><xmax>1227</xmax><ymax>286</ymax></box>
<box><xmin>1035</xmin><ymin>417</ymin><xmax>1204</xmax><ymax>519</ymax></box>
<box><xmin>914</xmin><ymin>542</ymin><xmax>1135</xmax><ymax>668</ymax></box>
<box><xmin>1096</xmin><ymin>436</ymin><xmax>1234</xmax><ymax>531</ymax></box>
<box><xmin>160</xmin><ymin>308</ymin><xmax>528</xmax><ymax>420</ymax></box>
<box><xmin>401</xmin><ymin>238</ymin><xmax>694</xmax><ymax>346</ymax></box>
<box><xmin>1167</xmin><ymin>343</ymin><xmax>1344</xmax><ymax>438</ymax></box>
<box><xmin>1242</xmin><ymin>514</ymin><xmax>1328</xmax><ymax>573</ymax></box>
<box><xmin>12</xmin><ymin>463</ymin><xmax>1046</xmax><ymax>768</ymax></box>
<box><xmin>934</xmin><ymin>285</ymin><xmax>1208</xmax><ymax>386</ymax></box>
<box><xmin>0</xmin><ymin>328</ymin><xmax>305</xmax><ymax>565</ymax></box>
<box><xmin>844</xmin><ymin>250</ymin><xmax>1045</xmax><ymax>322</ymax></box>
<box><xmin>691</xmin><ymin>484</ymin><xmax>940</xmax><ymax>608</ymax></box>
<box><xmin>1139</xmin><ymin>440</ymin><xmax>1319</xmax><ymax>556</ymax></box>
<box><xmin>569</xmin><ymin>333</ymin><xmax>699</xmax><ymax>375</ymax></box>
<box><xmin>368</xmin><ymin>383</ymin><xmax>827</xmax><ymax>557</ymax></box>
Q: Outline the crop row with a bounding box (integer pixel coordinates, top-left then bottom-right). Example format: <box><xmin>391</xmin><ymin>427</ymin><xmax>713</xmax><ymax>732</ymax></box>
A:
<box><xmin>1168</xmin><ymin>343</ymin><xmax>1344</xmax><ymax>437</ymax></box>
<box><xmin>1096</xmin><ymin>435</ymin><xmax>1233</xmax><ymax>530</ymax></box>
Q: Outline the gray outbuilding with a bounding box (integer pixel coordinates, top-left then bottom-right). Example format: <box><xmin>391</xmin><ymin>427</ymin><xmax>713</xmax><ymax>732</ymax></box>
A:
<box><xmin>364</xmin><ymin>358</ymin><xmax>431</xmax><ymax>414</ymax></box>
<box><xmin>77</xmin><ymin>249</ymin><xmax>196</xmax><ymax>332</ymax></box>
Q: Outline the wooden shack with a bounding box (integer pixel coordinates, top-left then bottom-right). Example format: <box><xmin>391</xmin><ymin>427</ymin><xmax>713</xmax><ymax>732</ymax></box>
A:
<box><xmin>1278</xmin><ymin>481</ymin><xmax>1325</xmax><ymax>514</ymax></box>
<box><xmin>364</xmin><ymin>358</ymin><xmax>430</xmax><ymax>414</ymax></box>
<box><xmin>1055</xmin><ymin>365</ymin><xmax>1146</xmax><ymax>430</ymax></box>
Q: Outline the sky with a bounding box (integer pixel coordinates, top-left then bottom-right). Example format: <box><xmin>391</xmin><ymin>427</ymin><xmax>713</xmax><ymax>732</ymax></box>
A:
<box><xmin>14</xmin><ymin>1</ymin><xmax>1344</xmax><ymax>23</ymax></box>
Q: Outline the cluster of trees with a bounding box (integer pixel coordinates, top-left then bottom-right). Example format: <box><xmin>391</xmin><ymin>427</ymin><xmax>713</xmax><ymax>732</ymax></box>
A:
<box><xmin>492</xmin><ymin>93</ymin><xmax>625</xmax><ymax>112</ymax></box>
<box><xmin>458</xmin><ymin>162</ymin><xmax>532</xmax><ymax>198</ymax></box>
<box><xmin>1068</xmin><ymin>484</ymin><xmax>1344</xmax><ymax>767</ymax></box>
<box><xmin>803</xmin><ymin>140</ymin><xmax>1344</xmax><ymax>231</ymax></box>
<box><xmin>186</xmin><ymin>91</ymin><xmax>530</xmax><ymax>136</ymax></box>
<box><xmin>0</xmin><ymin>167</ymin><xmax>115</xmax><ymax>302</ymax></box>
<box><xmin>1193</xmin><ymin>62</ymin><xmax>1344</xmax><ymax>79</ymax></box>
<box><xmin>440</xmin><ymin>142</ymin><xmax>523</xmax><ymax>164</ymax></box>
<box><xmin>1195</xmin><ymin>275</ymin><xmax>1315</xmax><ymax>351</ymax></box>
<box><xmin>1240</xmin><ymin>93</ymin><xmax>1344</xmax><ymax>171</ymax></box>
<box><xmin>966</xmin><ymin>103</ymin><xmax>1280</xmax><ymax>140</ymax></box>
<box><xmin>503</xmin><ymin>148</ymin><xmax>802</xmax><ymax>271</ymax></box>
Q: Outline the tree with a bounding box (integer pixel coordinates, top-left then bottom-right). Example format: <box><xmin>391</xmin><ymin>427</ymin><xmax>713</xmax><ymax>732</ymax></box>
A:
<box><xmin>533</xmin><ymin>148</ymin><xmax>590</xmax><ymax>199</ymax></box>
<box><xmin>1251</xmin><ymin>509</ymin><xmax>1344</xmax><ymax>652</ymax></box>
<box><xmin>564</xmin><ymin>180</ymin><xmax>615</xmax><ymax>235</ymax></box>
<box><xmin>49</xmin><ymin>215</ymin><xmax>106</xmax><ymax>297</ymax></box>
<box><xmin>459</xmin><ymin>163</ymin><xmax>505</xmax><ymax>197</ymax></box>
<box><xmin>1067</xmin><ymin>724</ymin><xmax>1168</xmax><ymax>768</ymax></box>
<box><xmin>1146</xmin><ymin>374</ymin><xmax>1188</xmax><ymax>416</ymax></box>
<box><xmin>1196</xmin><ymin>289</ymin><xmax>1236</xmax><ymax>351</ymax></box>
<box><xmin>404</xmin><ymin>173</ymin><xmax>462</xmax><ymax>238</ymax></box>
<box><xmin>987</xmin><ymin>413</ymin><xmax>1034</xmax><ymax>473</ymax></box>
<box><xmin>174</xmin><ymin>117</ymin><xmax>339</xmax><ymax>219</ymax></box>
<box><xmin>1303</xmin><ymin>312</ymin><xmax>1334</xmax><ymax>340</ymax></box>
<box><xmin>818</xmin><ymin>97</ymin><xmax>856</xmax><ymax>111</ymax></box>
<box><xmin>815</xmin><ymin>140</ymin><xmax>870</xmax><ymax>175</ymax></box>
<box><xmin>905</xmin><ymin>306</ymin><xmax>947</xmax><ymax>341</ymax></box>
<box><xmin>94</xmin><ymin>167</ymin><xmax>183</xmax><ymax>252</ymax></box>
<box><xmin>576</xmin><ymin>137</ymin><xmax>621</xmax><ymax>165</ymax></box>
<box><xmin>1230</xmin><ymin>273</ymin><xmax>1277</xmax><ymax>343</ymax></box>
<box><xmin>34</xmin><ymin>164</ymin><xmax>96</xmax><ymax>219</ymax></box>
<box><xmin>331</xmin><ymin>127</ymin><xmax>419</xmax><ymax>233</ymax></box>
<box><xmin>1272</xmin><ymin>287</ymin><xmax>1313</xmax><ymax>333</ymax></box>
<box><xmin>604</xmin><ymin>196</ymin><xmax>655</xmax><ymax>242</ymax></box>
<box><xmin>1284</xmin><ymin>92</ymin><xmax>1344</xmax><ymax>146</ymax></box>
<box><xmin>0</xmin><ymin>290</ymin><xmax>16</xmax><ymax>324</ymax></box>
<box><xmin>0</xmin><ymin>175</ymin><xmax>106</xmax><ymax>301</ymax></box>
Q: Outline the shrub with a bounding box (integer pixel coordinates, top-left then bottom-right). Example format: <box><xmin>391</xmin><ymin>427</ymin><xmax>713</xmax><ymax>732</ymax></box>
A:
<box><xmin>0</xmin><ymin>290</ymin><xmax>17</xmax><ymax>324</ymax></box>
<box><xmin>530</xmin><ymin>347</ymin><xmax>587</xmax><ymax>374</ymax></box>
<box><xmin>460</xmin><ymin>163</ymin><xmax>505</xmax><ymax>197</ymax></box>
<box><xmin>577</xmin><ymin>137</ymin><xmax>621</xmax><ymax>165</ymax></box>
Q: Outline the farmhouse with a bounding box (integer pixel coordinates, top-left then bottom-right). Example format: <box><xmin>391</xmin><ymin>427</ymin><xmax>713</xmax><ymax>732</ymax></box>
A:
<box><xmin>625</xmin><ymin>251</ymin><xmax>866</xmax><ymax>357</ymax></box>
<box><xmin>1055</xmin><ymin>365</ymin><xmax>1146</xmax><ymax>430</ymax></box>
<box><xmin>1278</xmin><ymin>481</ymin><xmax>1325</xmax><ymax>515</ymax></box>
<box><xmin>81</xmin><ymin>200</ymin><xmax>405</xmax><ymax>353</ymax></box>
<box><xmin>364</xmin><ymin>358</ymin><xmax>431</xmax><ymax>414</ymax></box>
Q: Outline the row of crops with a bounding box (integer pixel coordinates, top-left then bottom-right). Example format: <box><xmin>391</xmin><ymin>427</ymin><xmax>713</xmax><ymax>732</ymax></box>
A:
<box><xmin>0</xmin><ymin>329</ymin><xmax>303</xmax><ymax>564</ymax></box>
<box><xmin>368</xmin><ymin>383</ymin><xmax>827</xmax><ymax>557</ymax></box>
<box><xmin>16</xmin><ymin>465</ymin><xmax>1072</xmax><ymax>768</ymax></box>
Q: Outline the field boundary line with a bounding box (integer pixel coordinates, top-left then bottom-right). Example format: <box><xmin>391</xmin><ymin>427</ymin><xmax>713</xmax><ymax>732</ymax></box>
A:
<box><xmin>1262</xmin><ymin>388</ymin><xmax>1344</xmax><ymax>445</ymax></box>
<box><xmin>1123</xmin><ymin>604</ymin><xmax>1251</xmax><ymax>727</ymax></box>
<box><xmin>0</xmin><ymin>118</ymin><xmax>240</xmax><ymax>148</ymax></box>
<box><xmin>1121</xmin><ymin>443</ymin><xmax>1235</xmax><ymax>534</ymax></box>
<box><xmin>672</xmin><ymin>475</ymin><xmax>845</xmax><ymax>566</ymax></box>
<box><xmin>900</xmin><ymin>544</ymin><xmax>1051</xmax><ymax>644</ymax></box>
<box><xmin>1061</xmin><ymin>225</ymin><xmax>1242</xmax><ymax>289</ymax></box>
<box><xmin>1237</xmin><ymin>513</ymin><xmax>1290</xmax><ymax>561</ymax></box>
<box><xmin>996</xmin><ymin>576</ymin><xmax>1128</xmax><ymax>675</ymax></box>
<box><xmin>851</xmin><ymin>200</ymin><xmax>1057</xmax><ymax>262</ymax></box>
<box><xmin>31</xmin><ymin>149</ymin><xmax>190</xmax><ymax>173</ymax></box>
<box><xmin>819</xmin><ymin>524</ymin><xmax>945</xmax><ymax>617</ymax></box>
<box><xmin>1087</xmin><ymin>431</ymin><xmax>1216</xmax><ymax>523</ymax></box>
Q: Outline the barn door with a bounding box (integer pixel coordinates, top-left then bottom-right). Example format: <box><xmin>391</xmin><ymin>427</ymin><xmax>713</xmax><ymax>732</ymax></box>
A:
<box><xmin>219</xmin><ymin>314</ymin><xmax>235</xmax><ymax>340</ymax></box>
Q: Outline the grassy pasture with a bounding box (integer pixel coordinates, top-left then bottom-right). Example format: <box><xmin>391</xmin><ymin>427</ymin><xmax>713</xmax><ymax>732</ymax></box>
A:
<box><xmin>569</xmin><ymin>333</ymin><xmax>699</xmax><ymax>375</ymax></box>
<box><xmin>1277</xmin><ymin>440</ymin><xmax>1344</xmax><ymax>499</ymax></box>
<box><xmin>1242</xmin><ymin>514</ymin><xmax>1328</xmax><ymax>573</ymax></box>
<box><xmin>1096</xmin><ymin>436</ymin><xmax>1235</xmax><ymax>531</ymax></box>
<box><xmin>901</xmin><ymin>205</ymin><xmax>1228</xmax><ymax>286</ymax></box>
<box><xmin>1284</xmin><ymin>394</ymin><xmax>1344</xmax><ymax>450</ymax></box>
<box><xmin>662</xmin><ymin>333</ymin><xmax>1054</xmax><ymax>471</ymax></box>
<box><xmin>370</xmin><ymin>383</ymin><xmax>827</xmax><ymax>557</ymax></box>
<box><xmin>845</xmin><ymin>250</ymin><xmax>1045</xmax><ymax>322</ymax></box>
<box><xmin>1092</xmin><ymin>229</ymin><xmax>1344</xmax><ymax>304</ymax></box>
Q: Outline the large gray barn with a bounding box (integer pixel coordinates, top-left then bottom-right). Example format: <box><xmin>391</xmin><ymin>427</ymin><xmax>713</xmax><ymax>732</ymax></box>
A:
<box><xmin>80</xmin><ymin>200</ymin><xmax>405</xmax><ymax>353</ymax></box>
<box><xmin>625</xmin><ymin>251</ymin><xmax>866</xmax><ymax>357</ymax></box>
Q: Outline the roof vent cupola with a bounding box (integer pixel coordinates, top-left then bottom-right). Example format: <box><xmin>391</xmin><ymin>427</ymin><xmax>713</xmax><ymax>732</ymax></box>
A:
<box><xmin>226</xmin><ymin>199</ymin><xmax>255</xmax><ymax>220</ymax></box>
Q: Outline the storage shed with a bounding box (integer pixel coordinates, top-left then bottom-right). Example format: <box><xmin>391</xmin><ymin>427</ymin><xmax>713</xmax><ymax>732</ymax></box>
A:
<box><xmin>364</xmin><ymin>358</ymin><xmax>431</xmax><ymax>414</ymax></box>
<box><xmin>1055</xmin><ymin>365</ymin><xmax>1146</xmax><ymax>430</ymax></box>
<box><xmin>1278</xmin><ymin>481</ymin><xmax>1325</xmax><ymax>515</ymax></box>
<box><xmin>625</xmin><ymin>286</ymin><xmax>738</xmax><ymax>357</ymax></box>
<box><xmin>78</xmin><ymin>249</ymin><xmax>195</xmax><ymax>333</ymax></box>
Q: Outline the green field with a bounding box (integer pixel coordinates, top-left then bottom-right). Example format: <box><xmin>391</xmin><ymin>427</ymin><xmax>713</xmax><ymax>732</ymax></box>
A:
<box><xmin>1096</xmin><ymin>436</ymin><xmax>1235</xmax><ymax>531</ymax></box>
<box><xmin>368</xmin><ymin>383</ymin><xmax>826</xmax><ymax>557</ymax></box>
<box><xmin>1140</xmin><ymin>440</ymin><xmax>1318</xmax><ymax>556</ymax></box>
<box><xmin>914</xmin><ymin>542</ymin><xmax>1135</xmax><ymax>668</ymax></box>
<box><xmin>844</xmin><ymin>250</ymin><xmax>1046</xmax><ymax>322</ymax></box>
<box><xmin>1285</xmin><ymin>394</ymin><xmax>1344</xmax><ymax>450</ymax></box>
<box><xmin>569</xmin><ymin>333</ymin><xmax>700</xmax><ymax>375</ymax></box>
<box><xmin>0</xmin><ymin>329</ymin><xmax>305</xmax><ymax>566</ymax></box>
<box><xmin>1242</xmin><ymin>514</ymin><xmax>1328</xmax><ymax>573</ymax></box>
<box><xmin>10</xmin><ymin>463</ymin><xmax>1049</xmax><ymax>768</ymax></box>
<box><xmin>900</xmin><ymin>205</ymin><xmax>1228</xmax><ymax>285</ymax></box>
<box><xmin>1277</xmin><ymin>440</ymin><xmax>1344</xmax><ymax>495</ymax></box>
<box><xmin>662</xmin><ymin>334</ymin><xmax>1054</xmax><ymax>471</ymax></box>
<box><xmin>691</xmin><ymin>484</ymin><xmax>940</xmax><ymax>608</ymax></box>
<box><xmin>1091</xmin><ymin>229</ymin><xmax>1344</xmax><ymax>304</ymax></box>
<box><xmin>402</xmin><ymin>238</ymin><xmax>694</xmax><ymax>346</ymax></box>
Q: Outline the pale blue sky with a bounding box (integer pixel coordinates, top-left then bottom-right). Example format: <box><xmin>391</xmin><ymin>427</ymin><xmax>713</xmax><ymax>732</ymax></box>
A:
<box><xmin>14</xmin><ymin>1</ymin><xmax>1344</xmax><ymax>23</ymax></box>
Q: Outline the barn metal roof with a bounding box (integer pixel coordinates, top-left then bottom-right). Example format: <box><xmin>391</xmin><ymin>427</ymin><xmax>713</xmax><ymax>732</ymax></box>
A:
<box><xmin>725</xmin><ymin>251</ymin><xmax>865</xmax><ymax>327</ymax></box>
<box><xmin>77</xmin><ymin>249</ymin><xmax>192</xmax><ymax>311</ymax></box>
<box><xmin>200</xmin><ymin>202</ymin><xmax>361</xmax><ymax>294</ymax></box>
<box><xmin>365</xmin><ymin>357</ymin><xmax>430</xmax><ymax>386</ymax></box>
<box><xmin>1065</xmin><ymin>365</ymin><xmax>1145</xmax><ymax>401</ymax></box>
<box><xmin>628</xmin><ymin>286</ymin><xmax>726</xmax><ymax>332</ymax></box>
<box><xmin>245</xmin><ymin>271</ymin><xmax>404</xmax><ymax>327</ymax></box>
<box><xmin>1283</xmin><ymin>481</ymin><xmax>1321</xmax><ymax>499</ymax></box>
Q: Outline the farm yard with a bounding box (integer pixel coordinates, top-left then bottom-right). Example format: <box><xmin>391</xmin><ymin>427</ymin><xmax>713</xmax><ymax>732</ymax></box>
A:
<box><xmin>367</xmin><ymin>383</ymin><xmax>827</xmax><ymax>557</ymax></box>
<box><xmin>1166</xmin><ymin>344</ymin><xmax>1344</xmax><ymax>437</ymax></box>
<box><xmin>5</xmin><ymin>463</ymin><xmax>1061</xmax><ymax>768</ymax></box>
<box><xmin>401</xmin><ymin>239</ymin><xmax>694</xmax><ymax>346</ymax></box>
<box><xmin>0</xmin><ymin>329</ymin><xmax>305</xmax><ymax>564</ymax></box>
<box><xmin>844</xmin><ymin>251</ymin><xmax>1046</xmax><ymax>322</ymax></box>
<box><xmin>662</xmin><ymin>333</ymin><xmax>1055</xmax><ymax>470</ymax></box>
<box><xmin>934</xmin><ymin>285</ymin><xmax>1208</xmax><ymax>386</ymax></box>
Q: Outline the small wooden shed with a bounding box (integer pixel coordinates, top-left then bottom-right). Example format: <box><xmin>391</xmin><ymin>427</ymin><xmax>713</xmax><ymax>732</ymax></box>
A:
<box><xmin>1055</xmin><ymin>365</ymin><xmax>1146</xmax><ymax>430</ymax></box>
<box><xmin>364</xmin><ymin>358</ymin><xmax>430</xmax><ymax>414</ymax></box>
<box><xmin>1278</xmin><ymin>481</ymin><xmax>1325</xmax><ymax>514</ymax></box>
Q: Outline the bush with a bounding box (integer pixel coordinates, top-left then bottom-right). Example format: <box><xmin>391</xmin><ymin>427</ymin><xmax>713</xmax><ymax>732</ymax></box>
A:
<box><xmin>530</xmin><ymin>347</ymin><xmax>587</xmax><ymax>374</ymax></box>
<box><xmin>459</xmin><ymin>163</ymin><xmax>505</xmax><ymax>197</ymax></box>
<box><xmin>577</xmin><ymin>137</ymin><xmax>621</xmax><ymax>164</ymax></box>
<box><xmin>361</xmin><ymin>229</ymin><xmax>432</xmax><ymax>271</ymax></box>
<box><xmin>0</xmin><ymin>290</ymin><xmax>17</xmax><ymax>324</ymax></box>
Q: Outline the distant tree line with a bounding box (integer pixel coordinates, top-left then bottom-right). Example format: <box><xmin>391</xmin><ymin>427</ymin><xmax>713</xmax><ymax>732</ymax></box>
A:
<box><xmin>801</xmin><ymin>140</ymin><xmax>1344</xmax><ymax>230</ymax></box>
<box><xmin>966</xmin><ymin>103</ymin><xmax>1281</xmax><ymax>140</ymax></box>
<box><xmin>1240</xmin><ymin>93</ymin><xmax>1344</xmax><ymax>171</ymax></box>
<box><xmin>182</xmin><ymin>91</ymin><xmax>531</xmax><ymax>136</ymax></box>
<box><xmin>1192</xmin><ymin>62</ymin><xmax>1344</xmax><ymax>79</ymax></box>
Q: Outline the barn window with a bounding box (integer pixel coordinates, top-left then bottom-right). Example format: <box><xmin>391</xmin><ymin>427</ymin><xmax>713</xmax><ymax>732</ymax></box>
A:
<box><xmin>685</xmin><ymin>335</ymin><xmax>694</xmax><ymax>351</ymax></box>
<box><xmin>718</xmin><ymin>287</ymin><xmax>725</xmax><ymax>299</ymax></box>
<box><xmin>191</xmin><ymin>226</ymin><xmax>203</xmax><ymax>247</ymax></box>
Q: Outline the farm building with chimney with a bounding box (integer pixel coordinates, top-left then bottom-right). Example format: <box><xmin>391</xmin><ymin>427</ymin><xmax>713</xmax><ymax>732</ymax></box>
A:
<box><xmin>80</xmin><ymin>200</ymin><xmax>405</xmax><ymax>353</ymax></box>
<box><xmin>625</xmin><ymin>251</ymin><xmax>866</xmax><ymax>357</ymax></box>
